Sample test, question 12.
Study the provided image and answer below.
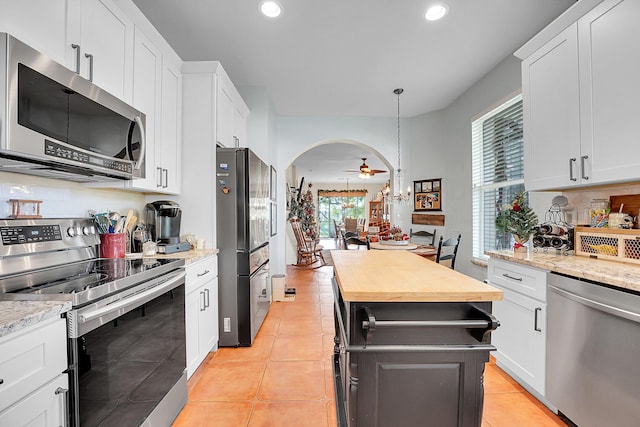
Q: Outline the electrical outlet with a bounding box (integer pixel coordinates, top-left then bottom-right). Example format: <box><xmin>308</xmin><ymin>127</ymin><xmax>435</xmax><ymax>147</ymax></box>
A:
<box><xmin>223</xmin><ymin>317</ymin><xmax>231</xmax><ymax>332</ymax></box>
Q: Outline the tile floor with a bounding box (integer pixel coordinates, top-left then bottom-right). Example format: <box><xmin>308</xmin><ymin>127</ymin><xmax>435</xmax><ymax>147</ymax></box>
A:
<box><xmin>173</xmin><ymin>263</ymin><xmax>566</xmax><ymax>427</ymax></box>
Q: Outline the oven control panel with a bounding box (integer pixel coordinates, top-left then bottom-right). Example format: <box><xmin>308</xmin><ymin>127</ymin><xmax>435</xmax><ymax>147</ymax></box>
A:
<box><xmin>0</xmin><ymin>225</ymin><xmax>62</xmax><ymax>245</ymax></box>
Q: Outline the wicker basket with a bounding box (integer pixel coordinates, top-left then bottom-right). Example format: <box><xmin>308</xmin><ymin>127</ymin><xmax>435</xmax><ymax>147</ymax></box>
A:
<box><xmin>574</xmin><ymin>226</ymin><xmax>640</xmax><ymax>264</ymax></box>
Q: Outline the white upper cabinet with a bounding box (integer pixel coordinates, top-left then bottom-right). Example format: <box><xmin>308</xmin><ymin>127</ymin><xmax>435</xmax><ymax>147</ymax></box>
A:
<box><xmin>519</xmin><ymin>0</ymin><xmax>640</xmax><ymax>191</ymax></box>
<box><xmin>158</xmin><ymin>57</ymin><xmax>182</xmax><ymax>194</ymax></box>
<box><xmin>127</xmin><ymin>26</ymin><xmax>161</xmax><ymax>192</ymax></box>
<box><xmin>0</xmin><ymin>0</ymin><xmax>72</xmax><ymax>67</ymax></box>
<box><xmin>522</xmin><ymin>24</ymin><xmax>580</xmax><ymax>191</ymax></box>
<box><xmin>578</xmin><ymin>0</ymin><xmax>640</xmax><ymax>184</ymax></box>
<box><xmin>216</xmin><ymin>68</ymin><xmax>249</xmax><ymax>148</ymax></box>
<box><xmin>70</xmin><ymin>0</ymin><xmax>134</xmax><ymax>103</ymax></box>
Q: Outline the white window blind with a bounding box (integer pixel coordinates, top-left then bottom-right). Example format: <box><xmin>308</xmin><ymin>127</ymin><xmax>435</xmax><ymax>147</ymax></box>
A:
<box><xmin>472</xmin><ymin>95</ymin><xmax>524</xmax><ymax>258</ymax></box>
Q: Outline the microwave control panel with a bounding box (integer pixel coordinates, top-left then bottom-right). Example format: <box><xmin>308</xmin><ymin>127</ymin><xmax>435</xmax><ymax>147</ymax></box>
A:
<box><xmin>45</xmin><ymin>140</ymin><xmax>133</xmax><ymax>174</ymax></box>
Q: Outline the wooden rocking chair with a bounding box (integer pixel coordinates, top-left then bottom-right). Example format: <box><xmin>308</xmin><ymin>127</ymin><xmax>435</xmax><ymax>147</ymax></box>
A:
<box><xmin>290</xmin><ymin>219</ymin><xmax>326</xmax><ymax>267</ymax></box>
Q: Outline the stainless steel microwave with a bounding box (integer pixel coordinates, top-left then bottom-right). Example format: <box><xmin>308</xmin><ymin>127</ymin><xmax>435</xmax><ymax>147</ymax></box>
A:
<box><xmin>0</xmin><ymin>33</ymin><xmax>146</xmax><ymax>182</ymax></box>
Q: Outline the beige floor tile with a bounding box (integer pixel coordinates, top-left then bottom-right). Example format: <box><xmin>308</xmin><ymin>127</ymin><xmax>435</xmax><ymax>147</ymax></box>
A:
<box><xmin>190</xmin><ymin>361</ymin><xmax>266</xmax><ymax>401</ymax></box>
<box><xmin>172</xmin><ymin>401</ymin><xmax>252</xmax><ymax>427</ymax></box>
<box><xmin>484</xmin><ymin>363</ymin><xmax>525</xmax><ymax>394</ymax></box>
<box><xmin>214</xmin><ymin>335</ymin><xmax>274</xmax><ymax>362</ymax></box>
<box><xmin>270</xmin><ymin>334</ymin><xmax>324</xmax><ymax>361</ymax></box>
<box><xmin>258</xmin><ymin>361</ymin><xmax>325</xmax><ymax>400</ymax></box>
<box><xmin>249</xmin><ymin>401</ymin><xmax>328</xmax><ymax>427</ymax></box>
<box><xmin>483</xmin><ymin>391</ymin><xmax>565</xmax><ymax>427</ymax></box>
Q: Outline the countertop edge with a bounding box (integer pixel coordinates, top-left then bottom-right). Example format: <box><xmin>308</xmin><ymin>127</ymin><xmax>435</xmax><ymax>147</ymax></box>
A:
<box><xmin>485</xmin><ymin>250</ymin><xmax>640</xmax><ymax>293</ymax></box>
<box><xmin>0</xmin><ymin>300</ymin><xmax>71</xmax><ymax>338</ymax></box>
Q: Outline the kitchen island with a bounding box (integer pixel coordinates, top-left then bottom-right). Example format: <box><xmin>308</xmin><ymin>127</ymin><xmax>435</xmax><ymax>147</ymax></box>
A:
<box><xmin>331</xmin><ymin>250</ymin><xmax>502</xmax><ymax>427</ymax></box>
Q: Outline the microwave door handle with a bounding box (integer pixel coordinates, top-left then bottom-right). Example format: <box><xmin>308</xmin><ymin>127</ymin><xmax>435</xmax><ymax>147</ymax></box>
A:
<box><xmin>134</xmin><ymin>115</ymin><xmax>146</xmax><ymax>170</ymax></box>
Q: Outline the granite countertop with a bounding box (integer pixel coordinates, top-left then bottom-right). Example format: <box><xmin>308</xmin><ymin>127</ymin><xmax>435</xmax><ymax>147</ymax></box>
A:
<box><xmin>142</xmin><ymin>248</ymin><xmax>218</xmax><ymax>265</ymax></box>
<box><xmin>486</xmin><ymin>250</ymin><xmax>640</xmax><ymax>293</ymax></box>
<box><xmin>332</xmin><ymin>250</ymin><xmax>503</xmax><ymax>302</ymax></box>
<box><xmin>0</xmin><ymin>300</ymin><xmax>71</xmax><ymax>338</ymax></box>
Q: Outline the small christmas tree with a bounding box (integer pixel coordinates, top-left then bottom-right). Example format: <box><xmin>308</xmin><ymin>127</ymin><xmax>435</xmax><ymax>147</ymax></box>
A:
<box><xmin>288</xmin><ymin>184</ymin><xmax>318</xmax><ymax>241</ymax></box>
<box><xmin>496</xmin><ymin>191</ymin><xmax>538</xmax><ymax>250</ymax></box>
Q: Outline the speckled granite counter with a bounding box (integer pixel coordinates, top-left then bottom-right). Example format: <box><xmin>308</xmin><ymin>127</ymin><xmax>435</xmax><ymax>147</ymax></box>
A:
<box><xmin>0</xmin><ymin>300</ymin><xmax>71</xmax><ymax>338</ymax></box>
<box><xmin>142</xmin><ymin>248</ymin><xmax>218</xmax><ymax>265</ymax></box>
<box><xmin>486</xmin><ymin>250</ymin><xmax>640</xmax><ymax>293</ymax></box>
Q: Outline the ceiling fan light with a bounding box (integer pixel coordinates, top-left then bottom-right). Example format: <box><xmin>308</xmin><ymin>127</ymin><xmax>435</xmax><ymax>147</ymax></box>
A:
<box><xmin>259</xmin><ymin>0</ymin><xmax>282</xmax><ymax>18</ymax></box>
<box><xmin>425</xmin><ymin>4</ymin><xmax>448</xmax><ymax>21</ymax></box>
<box><xmin>359</xmin><ymin>172</ymin><xmax>371</xmax><ymax>179</ymax></box>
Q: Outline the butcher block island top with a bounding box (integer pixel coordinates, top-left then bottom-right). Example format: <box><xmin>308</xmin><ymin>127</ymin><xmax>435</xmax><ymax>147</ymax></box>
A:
<box><xmin>332</xmin><ymin>250</ymin><xmax>503</xmax><ymax>302</ymax></box>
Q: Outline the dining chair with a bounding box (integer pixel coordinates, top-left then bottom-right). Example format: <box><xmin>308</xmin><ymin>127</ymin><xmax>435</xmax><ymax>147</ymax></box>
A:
<box><xmin>435</xmin><ymin>234</ymin><xmax>461</xmax><ymax>269</ymax></box>
<box><xmin>409</xmin><ymin>228</ymin><xmax>437</xmax><ymax>246</ymax></box>
<box><xmin>344</xmin><ymin>217</ymin><xmax>358</xmax><ymax>233</ymax></box>
<box><xmin>333</xmin><ymin>219</ymin><xmax>342</xmax><ymax>247</ymax></box>
<box><xmin>342</xmin><ymin>231</ymin><xmax>370</xmax><ymax>250</ymax></box>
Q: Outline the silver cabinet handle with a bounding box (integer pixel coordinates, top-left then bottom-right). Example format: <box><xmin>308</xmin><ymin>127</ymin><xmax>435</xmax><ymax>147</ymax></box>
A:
<box><xmin>134</xmin><ymin>115</ymin><xmax>146</xmax><ymax>171</ymax></box>
<box><xmin>71</xmin><ymin>44</ymin><xmax>81</xmax><ymax>74</ymax></box>
<box><xmin>163</xmin><ymin>168</ymin><xmax>168</xmax><ymax>188</ymax></box>
<box><xmin>200</xmin><ymin>290</ymin><xmax>206</xmax><ymax>311</ymax></box>
<box><xmin>502</xmin><ymin>273</ymin><xmax>523</xmax><ymax>282</ymax></box>
<box><xmin>534</xmin><ymin>307</ymin><xmax>542</xmax><ymax>332</ymax></box>
<box><xmin>55</xmin><ymin>387</ymin><xmax>69</xmax><ymax>427</ymax></box>
<box><xmin>156</xmin><ymin>167</ymin><xmax>163</xmax><ymax>187</ymax></box>
<box><xmin>84</xmin><ymin>53</ymin><xmax>94</xmax><ymax>82</ymax></box>
<box><xmin>569</xmin><ymin>157</ymin><xmax>577</xmax><ymax>181</ymax></box>
<box><xmin>197</xmin><ymin>269</ymin><xmax>211</xmax><ymax>278</ymax></box>
<box><xmin>581</xmin><ymin>155</ymin><xmax>589</xmax><ymax>180</ymax></box>
<box><xmin>204</xmin><ymin>287</ymin><xmax>210</xmax><ymax>309</ymax></box>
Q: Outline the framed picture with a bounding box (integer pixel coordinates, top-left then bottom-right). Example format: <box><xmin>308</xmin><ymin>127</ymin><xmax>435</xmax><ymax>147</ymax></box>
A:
<box><xmin>270</xmin><ymin>202</ymin><xmax>277</xmax><ymax>236</ymax></box>
<box><xmin>270</xmin><ymin>166</ymin><xmax>277</xmax><ymax>201</ymax></box>
<box><xmin>413</xmin><ymin>179</ymin><xmax>442</xmax><ymax>211</ymax></box>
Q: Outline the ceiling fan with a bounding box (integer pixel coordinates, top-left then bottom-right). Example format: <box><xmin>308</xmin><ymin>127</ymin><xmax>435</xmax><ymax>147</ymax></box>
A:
<box><xmin>344</xmin><ymin>158</ymin><xmax>387</xmax><ymax>179</ymax></box>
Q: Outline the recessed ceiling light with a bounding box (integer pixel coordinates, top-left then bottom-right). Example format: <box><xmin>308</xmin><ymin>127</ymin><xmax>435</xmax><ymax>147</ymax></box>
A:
<box><xmin>425</xmin><ymin>3</ymin><xmax>448</xmax><ymax>21</ymax></box>
<box><xmin>259</xmin><ymin>0</ymin><xmax>282</xmax><ymax>18</ymax></box>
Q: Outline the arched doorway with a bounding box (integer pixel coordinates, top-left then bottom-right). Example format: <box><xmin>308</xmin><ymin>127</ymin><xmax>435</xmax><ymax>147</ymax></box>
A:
<box><xmin>283</xmin><ymin>139</ymin><xmax>394</xmax><ymax>264</ymax></box>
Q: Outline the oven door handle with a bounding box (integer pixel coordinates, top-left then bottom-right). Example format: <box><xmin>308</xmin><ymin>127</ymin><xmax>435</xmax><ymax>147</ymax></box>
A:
<box><xmin>78</xmin><ymin>272</ymin><xmax>185</xmax><ymax>324</ymax></box>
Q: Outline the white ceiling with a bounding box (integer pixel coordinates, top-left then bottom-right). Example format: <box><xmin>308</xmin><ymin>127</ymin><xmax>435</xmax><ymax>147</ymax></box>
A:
<box><xmin>131</xmin><ymin>0</ymin><xmax>575</xmax><ymax>183</ymax></box>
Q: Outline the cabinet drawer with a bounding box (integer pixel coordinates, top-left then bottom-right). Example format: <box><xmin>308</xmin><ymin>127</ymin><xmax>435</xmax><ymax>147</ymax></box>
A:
<box><xmin>185</xmin><ymin>256</ymin><xmax>217</xmax><ymax>292</ymax></box>
<box><xmin>487</xmin><ymin>258</ymin><xmax>548</xmax><ymax>301</ymax></box>
<box><xmin>0</xmin><ymin>317</ymin><xmax>67</xmax><ymax>411</ymax></box>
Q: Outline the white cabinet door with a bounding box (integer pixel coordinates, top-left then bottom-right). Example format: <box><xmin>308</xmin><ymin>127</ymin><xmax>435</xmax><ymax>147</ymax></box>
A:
<box><xmin>0</xmin><ymin>0</ymin><xmax>72</xmax><ymax>67</ymax></box>
<box><xmin>0</xmin><ymin>374</ymin><xmax>68</xmax><ymax>427</ymax></box>
<box><xmin>233</xmin><ymin>105</ymin><xmax>247</xmax><ymax>148</ymax></box>
<box><xmin>216</xmin><ymin>81</ymin><xmax>235</xmax><ymax>147</ymax></box>
<box><xmin>75</xmin><ymin>0</ymin><xmax>134</xmax><ymax>102</ymax></box>
<box><xmin>0</xmin><ymin>318</ymin><xmax>67</xmax><ymax>411</ymax></box>
<box><xmin>127</xmin><ymin>26</ymin><xmax>161</xmax><ymax>192</ymax></box>
<box><xmin>159</xmin><ymin>57</ymin><xmax>182</xmax><ymax>194</ymax></box>
<box><xmin>579</xmin><ymin>0</ymin><xmax>640</xmax><ymax>185</ymax></box>
<box><xmin>491</xmin><ymin>286</ymin><xmax>547</xmax><ymax>396</ymax></box>
<box><xmin>522</xmin><ymin>23</ymin><xmax>581</xmax><ymax>191</ymax></box>
<box><xmin>185</xmin><ymin>257</ymin><xmax>219</xmax><ymax>378</ymax></box>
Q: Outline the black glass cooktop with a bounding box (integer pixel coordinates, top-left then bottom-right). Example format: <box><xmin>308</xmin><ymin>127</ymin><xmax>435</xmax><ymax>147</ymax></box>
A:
<box><xmin>2</xmin><ymin>257</ymin><xmax>184</xmax><ymax>306</ymax></box>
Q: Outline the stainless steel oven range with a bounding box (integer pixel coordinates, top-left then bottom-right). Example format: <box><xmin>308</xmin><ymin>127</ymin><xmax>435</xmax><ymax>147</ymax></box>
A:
<box><xmin>0</xmin><ymin>218</ymin><xmax>186</xmax><ymax>427</ymax></box>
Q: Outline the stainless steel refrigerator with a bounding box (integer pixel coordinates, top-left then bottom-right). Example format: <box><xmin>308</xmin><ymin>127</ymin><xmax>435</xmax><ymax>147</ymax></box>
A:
<box><xmin>216</xmin><ymin>147</ymin><xmax>270</xmax><ymax>346</ymax></box>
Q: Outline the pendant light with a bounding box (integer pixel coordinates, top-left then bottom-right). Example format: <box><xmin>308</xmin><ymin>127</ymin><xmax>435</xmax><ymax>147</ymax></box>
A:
<box><xmin>342</xmin><ymin>178</ymin><xmax>354</xmax><ymax>209</ymax></box>
<box><xmin>391</xmin><ymin>88</ymin><xmax>411</xmax><ymax>204</ymax></box>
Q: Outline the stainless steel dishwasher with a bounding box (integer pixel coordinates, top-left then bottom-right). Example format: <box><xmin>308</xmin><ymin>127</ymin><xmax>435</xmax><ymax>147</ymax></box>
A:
<box><xmin>547</xmin><ymin>272</ymin><xmax>640</xmax><ymax>427</ymax></box>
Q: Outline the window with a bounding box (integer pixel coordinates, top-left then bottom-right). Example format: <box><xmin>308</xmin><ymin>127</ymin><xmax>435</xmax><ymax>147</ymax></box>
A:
<box><xmin>472</xmin><ymin>94</ymin><xmax>524</xmax><ymax>258</ymax></box>
<box><xmin>317</xmin><ymin>190</ymin><xmax>366</xmax><ymax>238</ymax></box>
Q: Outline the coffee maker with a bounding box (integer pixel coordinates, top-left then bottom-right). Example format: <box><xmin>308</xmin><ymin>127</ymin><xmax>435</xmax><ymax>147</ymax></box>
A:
<box><xmin>145</xmin><ymin>200</ymin><xmax>190</xmax><ymax>254</ymax></box>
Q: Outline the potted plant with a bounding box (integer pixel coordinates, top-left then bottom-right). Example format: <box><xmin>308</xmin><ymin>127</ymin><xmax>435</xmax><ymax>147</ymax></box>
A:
<box><xmin>496</xmin><ymin>191</ymin><xmax>538</xmax><ymax>253</ymax></box>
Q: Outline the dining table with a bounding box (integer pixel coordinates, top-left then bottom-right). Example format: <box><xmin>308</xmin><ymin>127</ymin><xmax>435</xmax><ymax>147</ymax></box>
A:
<box><xmin>369</xmin><ymin>241</ymin><xmax>438</xmax><ymax>260</ymax></box>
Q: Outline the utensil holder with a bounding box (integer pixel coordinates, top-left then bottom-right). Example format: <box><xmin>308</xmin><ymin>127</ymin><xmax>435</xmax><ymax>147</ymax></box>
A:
<box><xmin>100</xmin><ymin>233</ymin><xmax>126</xmax><ymax>258</ymax></box>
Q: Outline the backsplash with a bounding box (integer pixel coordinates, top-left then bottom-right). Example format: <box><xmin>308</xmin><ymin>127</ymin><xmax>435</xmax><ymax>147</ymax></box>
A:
<box><xmin>561</xmin><ymin>182</ymin><xmax>640</xmax><ymax>225</ymax></box>
<box><xmin>0</xmin><ymin>172</ymin><xmax>145</xmax><ymax>219</ymax></box>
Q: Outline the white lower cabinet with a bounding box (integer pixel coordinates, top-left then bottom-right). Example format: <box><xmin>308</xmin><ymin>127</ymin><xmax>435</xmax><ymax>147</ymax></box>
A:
<box><xmin>0</xmin><ymin>317</ymin><xmax>69</xmax><ymax>426</ymax></box>
<box><xmin>488</xmin><ymin>258</ymin><xmax>547</xmax><ymax>396</ymax></box>
<box><xmin>185</xmin><ymin>256</ymin><xmax>219</xmax><ymax>378</ymax></box>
